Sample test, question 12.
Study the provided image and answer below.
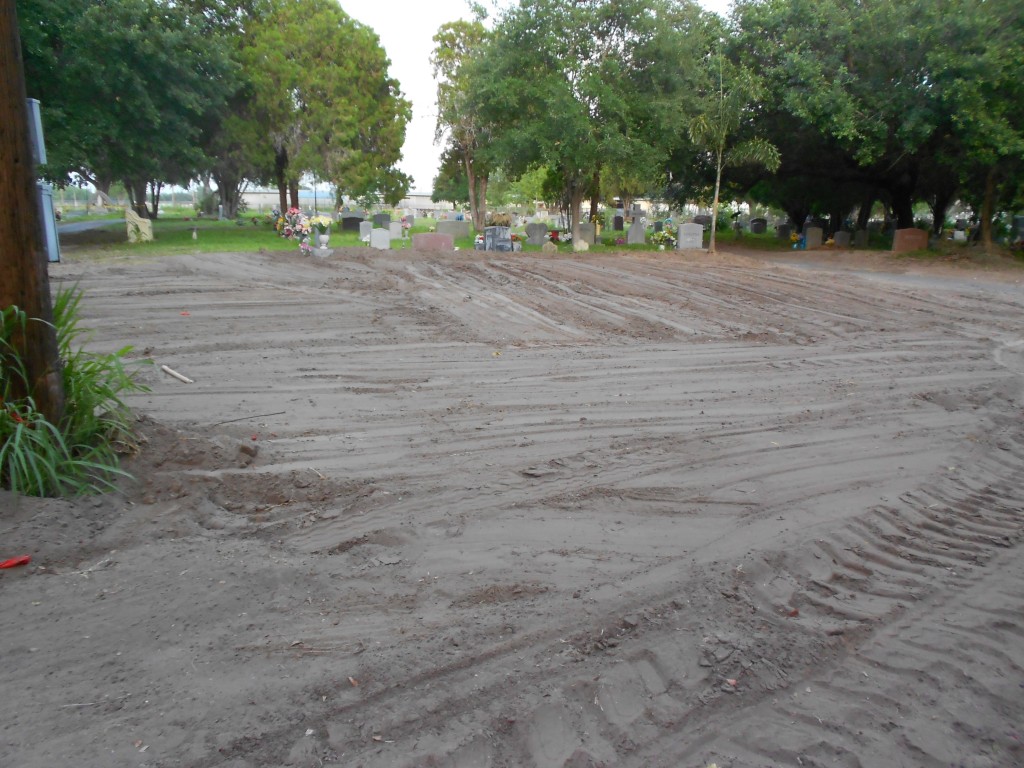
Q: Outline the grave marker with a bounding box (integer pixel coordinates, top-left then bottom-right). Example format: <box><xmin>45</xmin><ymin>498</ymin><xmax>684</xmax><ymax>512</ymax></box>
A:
<box><xmin>526</xmin><ymin>222</ymin><xmax>548</xmax><ymax>245</ymax></box>
<box><xmin>892</xmin><ymin>227</ymin><xmax>928</xmax><ymax>253</ymax></box>
<box><xmin>627</xmin><ymin>218</ymin><xmax>645</xmax><ymax>245</ymax></box>
<box><xmin>369</xmin><ymin>228</ymin><xmax>390</xmax><ymax>250</ymax></box>
<box><xmin>677</xmin><ymin>222</ymin><xmax>704</xmax><ymax>249</ymax></box>
<box><xmin>804</xmin><ymin>226</ymin><xmax>823</xmax><ymax>249</ymax></box>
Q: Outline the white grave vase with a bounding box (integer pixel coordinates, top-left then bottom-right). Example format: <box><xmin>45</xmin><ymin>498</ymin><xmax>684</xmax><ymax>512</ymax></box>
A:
<box><xmin>318</xmin><ymin>231</ymin><xmax>330</xmax><ymax>249</ymax></box>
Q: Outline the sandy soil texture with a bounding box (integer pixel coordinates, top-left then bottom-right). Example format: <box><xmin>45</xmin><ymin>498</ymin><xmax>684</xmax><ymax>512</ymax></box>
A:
<box><xmin>2</xmin><ymin>245</ymin><xmax>1022</xmax><ymax>768</ymax></box>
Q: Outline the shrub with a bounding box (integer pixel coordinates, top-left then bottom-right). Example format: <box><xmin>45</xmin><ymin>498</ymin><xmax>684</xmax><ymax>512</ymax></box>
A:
<box><xmin>1</xmin><ymin>289</ymin><xmax>148</xmax><ymax>496</ymax></box>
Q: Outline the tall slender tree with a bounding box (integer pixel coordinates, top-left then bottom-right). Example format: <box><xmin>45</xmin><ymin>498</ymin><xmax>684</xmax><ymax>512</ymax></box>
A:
<box><xmin>432</xmin><ymin>17</ymin><xmax>491</xmax><ymax>231</ymax></box>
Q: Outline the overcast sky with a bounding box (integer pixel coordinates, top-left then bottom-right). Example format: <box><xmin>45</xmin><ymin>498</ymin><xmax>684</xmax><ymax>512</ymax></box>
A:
<box><xmin>335</xmin><ymin>0</ymin><xmax>734</xmax><ymax>195</ymax></box>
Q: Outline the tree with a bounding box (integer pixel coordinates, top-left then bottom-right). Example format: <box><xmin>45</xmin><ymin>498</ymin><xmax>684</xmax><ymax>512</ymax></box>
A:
<box><xmin>432</xmin><ymin>17</ymin><xmax>491</xmax><ymax>231</ymax></box>
<box><xmin>688</xmin><ymin>45</ymin><xmax>780</xmax><ymax>252</ymax></box>
<box><xmin>733</xmin><ymin>0</ymin><xmax>1024</xmax><ymax>240</ymax></box>
<box><xmin>473</xmin><ymin>0</ymin><xmax>707</xmax><ymax>242</ymax></box>
<box><xmin>18</xmin><ymin>0</ymin><xmax>237</xmax><ymax>217</ymax></box>
<box><xmin>242</xmin><ymin>0</ymin><xmax>411</xmax><ymax>213</ymax></box>
<box><xmin>2</xmin><ymin>0</ymin><xmax>63</xmax><ymax>425</ymax></box>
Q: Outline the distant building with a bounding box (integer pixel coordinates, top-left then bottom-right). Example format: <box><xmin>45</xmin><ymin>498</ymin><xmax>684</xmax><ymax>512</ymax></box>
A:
<box><xmin>240</xmin><ymin>187</ymin><xmax>459</xmax><ymax>216</ymax></box>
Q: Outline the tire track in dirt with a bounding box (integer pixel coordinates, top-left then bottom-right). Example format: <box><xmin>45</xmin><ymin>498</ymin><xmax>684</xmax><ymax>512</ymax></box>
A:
<box><xmin>32</xmin><ymin>249</ymin><xmax>1023</xmax><ymax>768</ymax></box>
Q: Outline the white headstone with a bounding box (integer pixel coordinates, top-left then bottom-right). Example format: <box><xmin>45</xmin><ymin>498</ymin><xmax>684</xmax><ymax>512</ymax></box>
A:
<box><xmin>370</xmin><ymin>227</ymin><xmax>391</xmax><ymax>250</ymax></box>
<box><xmin>677</xmin><ymin>222</ymin><xmax>704</xmax><ymax>250</ymax></box>
<box><xmin>359</xmin><ymin>220</ymin><xmax>373</xmax><ymax>241</ymax></box>
<box><xmin>389</xmin><ymin>221</ymin><xmax>402</xmax><ymax>239</ymax></box>
<box><xmin>627</xmin><ymin>219</ymin><xmax>645</xmax><ymax>245</ymax></box>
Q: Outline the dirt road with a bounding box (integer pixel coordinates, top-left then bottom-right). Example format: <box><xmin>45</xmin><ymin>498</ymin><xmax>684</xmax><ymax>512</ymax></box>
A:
<box><xmin>2</xmin><ymin>247</ymin><xmax>1022</xmax><ymax>767</ymax></box>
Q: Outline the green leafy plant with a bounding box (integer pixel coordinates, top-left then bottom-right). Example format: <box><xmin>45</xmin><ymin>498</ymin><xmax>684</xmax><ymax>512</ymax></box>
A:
<box><xmin>1</xmin><ymin>290</ymin><xmax>149</xmax><ymax>497</ymax></box>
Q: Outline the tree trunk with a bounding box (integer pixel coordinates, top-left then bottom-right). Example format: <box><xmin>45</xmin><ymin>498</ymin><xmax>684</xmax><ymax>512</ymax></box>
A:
<box><xmin>289</xmin><ymin>181</ymin><xmax>299</xmax><ymax>211</ymax></box>
<box><xmin>125</xmin><ymin>178</ymin><xmax>150</xmax><ymax>218</ymax></box>
<box><xmin>474</xmin><ymin>175</ymin><xmax>488</xmax><ymax>232</ymax></box>
<box><xmin>569</xmin><ymin>180</ymin><xmax>585</xmax><ymax>243</ymax></box>
<box><xmin>589</xmin><ymin>168</ymin><xmax>600</xmax><ymax>223</ymax></box>
<box><xmin>275</xmin><ymin>147</ymin><xmax>288</xmax><ymax>213</ymax></box>
<box><xmin>889</xmin><ymin>168</ymin><xmax>917</xmax><ymax>229</ymax></box>
<box><xmin>856</xmin><ymin>194</ymin><xmax>874</xmax><ymax>230</ymax></box>
<box><xmin>465</xmin><ymin>155</ymin><xmax>488</xmax><ymax>232</ymax></box>
<box><xmin>980</xmin><ymin>165</ymin><xmax>997</xmax><ymax>251</ymax></box>
<box><xmin>708</xmin><ymin>147</ymin><xmax>723</xmax><ymax>253</ymax></box>
<box><xmin>929</xmin><ymin>195</ymin><xmax>951</xmax><ymax>236</ymax></box>
<box><xmin>0</xmin><ymin>3</ymin><xmax>64</xmax><ymax>427</ymax></box>
<box><xmin>149</xmin><ymin>180</ymin><xmax>162</xmax><ymax>220</ymax></box>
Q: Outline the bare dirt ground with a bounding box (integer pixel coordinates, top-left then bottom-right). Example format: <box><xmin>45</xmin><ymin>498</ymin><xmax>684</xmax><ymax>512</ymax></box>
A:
<box><xmin>2</xmin><ymin>244</ymin><xmax>1023</xmax><ymax>768</ymax></box>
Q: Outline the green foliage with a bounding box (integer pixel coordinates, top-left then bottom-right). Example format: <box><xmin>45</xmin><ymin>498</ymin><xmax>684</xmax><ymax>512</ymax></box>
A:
<box><xmin>242</xmin><ymin>0</ymin><xmax>411</xmax><ymax>203</ymax></box>
<box><xmin>1</xmin><ymin>292</ymin><xmax>148</xmax><ymax>497</ymax></box>
<box><xmin>472</xmin><ymin>0</ymin><xmax>710</xmax><ymax>238</ymax></box>
<box><xmin>19</xmin><ymin>0</ymin><xmax>237</xmax><ymax>210</ymax></box>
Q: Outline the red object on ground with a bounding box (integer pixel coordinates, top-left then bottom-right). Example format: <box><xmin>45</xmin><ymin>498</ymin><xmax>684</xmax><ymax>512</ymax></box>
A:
<box><xmin>0</xmin><ymin>555</ymin><xmax>31</xmax><ymax>569</ymax></box>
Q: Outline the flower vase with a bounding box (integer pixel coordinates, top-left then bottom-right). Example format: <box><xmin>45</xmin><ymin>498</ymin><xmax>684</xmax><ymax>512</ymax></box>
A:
<box><xmin>318</xmin><ymin>232</ymin><xmax>330</xmax><ymax>249</ymax></box>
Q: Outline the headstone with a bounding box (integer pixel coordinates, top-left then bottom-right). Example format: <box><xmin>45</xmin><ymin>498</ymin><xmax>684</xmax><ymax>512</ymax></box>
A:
<box><xmin>541</xmin><ymin>241</ymin><xmax>558</xmax><ymax>254</ymax></box>
<box><xmin>777</xmin><ymin>223</ymin><xmax>792</xmax><ymax>240</ymax></box>
<box><xmin>892</xmin><ymin>227</ymin><xmax>929</xmax><ymax>253</ymax></box>
<box><xmin>573</xmin><ymin>239</ymin><xmax>589</xmax><ymax>252</ymax></box>
<box><xmin>677</xmin><ymin>222</ymin><xmax>704</xmax><ymax>250</ymax></box>
<box><xmin>1012</xmin><ymin>215</ymin><xmax>1024</xmax><ymax>239</ymax></box>
<box><xmin>953</xmin><ymin>230</ymin><xmax>967</xmax><ymax>242</ymax></box>
<box><xmin>577</xmin><ymin>221</ymin><xmax>596</xmax><ymax>244</ymax></box>
<box><xmin>389</xmin><ymin>221</ymin><xmax>403</xmax><ymax>240</ymax></box>
<box><xmin>653</xmin><ymin>220</ymin><xmax>663</xmax><ymax>233</ymax></box>
<box><xmin>854</xmin><ymin>229</ymin><xmax>869</xmax><ymax>248</ymax></box>
<box><xmin>404</xmin><ymin>214</ymin><xmax>415</xmax><ymax>229</ymax></box>
<box><xmin>411</xmin><ymin>233</ymin><xmax>454</xmax><ymax>251</ymax></box>
<box><xmin>627</xmin><ymin>219</ymin><xmax>645</xmax><ymax>245</ymax></box>
<box><xmin>833</xmin><ymin>231</ymin><xmax>851</xmax><ymax>248</ymax></box>
<box><xmin>526</xmin><ymin>222</ymin><xmax>548</xmax><ymax>245</ymax></box>
<box><xmin>436</xmin><ymin>220</ymin><xmax>470</xmax><ymax>239</ymax></box>
<box><xmin>125</xmin><ymin>208</ymin><xmax>153</xmax><ymax>243</ymax></box>
<box><xmin>750</xmin><ymin>218</ymin><xmax>767</xmax><ymax>235</ymax></box>
<box><xmin>340</xmin><ymin>213</ymin><xmax>364</xmax><ymax>231</ymax></box>
<box><xmin>369</xmin><ymin>227</ymin><xmax>390</xmax><ymax>250</ymax></box>
<box><xmin>359</xmin><ymin>220</ymin><xmax>373</xmax><ymax>241</ymax></box>
<box><xmin>613</xmin><ymin>215</ymin><xmax>624</xmax><ymax>231</ymax></box>
<box><xmin>954</xmin><ymin>218</ymin><xmax>967</xmax><ymax>231</ymax></box>
<box><xmin>804</xmin><ymin>226</ymin><xmax>823</xmax><ymax>249</ymax></box>
<box><xmin>484</xmin><ymin>226</ymin><xmax>512</xmax><ymax>252</ymax></box>
<box><xmin>373</xmin><ymin>213</ymin><xmax>390</xmax><ymax>228</ymax></box>
<box><xmin>692</xmin><ymin>214</ymin><xmax>712</xmax><ymax>228</ymax></box>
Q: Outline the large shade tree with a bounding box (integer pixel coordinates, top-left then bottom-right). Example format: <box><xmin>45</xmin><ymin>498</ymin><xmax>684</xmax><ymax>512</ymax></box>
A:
<box><xmin>471</xmin><ymin>0</ymin><xmax>708</xmax><ymax>242</ymax></box>
<box><xmin>734</xmin><ymin>0</ymin><xmax>1023</xmax><ymax>241</ymax></box>
<box><xmin>18</xmin><ymin>0</ymin><xmax>236</xmax><ymax>217</ymax></box>
<box><xmin>242</xmin><ymin>0</ymin><xmax>411</xmax><ymax>213</ymax></box>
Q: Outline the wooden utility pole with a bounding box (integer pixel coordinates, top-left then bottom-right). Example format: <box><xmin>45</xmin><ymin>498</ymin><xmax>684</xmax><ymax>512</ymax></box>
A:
<box><xmin>0</xmin><ymin>0</ymin><xmax>64</xmax><ymax>425</ymax></box>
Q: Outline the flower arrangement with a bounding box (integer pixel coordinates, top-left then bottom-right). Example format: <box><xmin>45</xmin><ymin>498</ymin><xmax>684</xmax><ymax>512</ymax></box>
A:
<box><xmin>274</xmin><ymin>207</ymin><xmax>314</xmax><ymax>253</ymax></box>
<box><xmin>548</xmin><ymin>230</ymin><xmax>560</xmax><ymax>243</ymax></box>
<box><xmin>651</xmin><ymin>230</ymin><xmax>676</xmax><ymax>247</ymax></box>
<box><xmin>309</xmin><ymin>215</ymin><xmax>332</xmax><ymax>234</ymax></box>
<box><xmin>510</xmin><ymin>233</ymin><xmax>522</xmax><ymax>243</ymax></box>
<box><xmin>590</xmin><ymin>211</ymin><xmax>606</xmax><ymax>227</ymax></box>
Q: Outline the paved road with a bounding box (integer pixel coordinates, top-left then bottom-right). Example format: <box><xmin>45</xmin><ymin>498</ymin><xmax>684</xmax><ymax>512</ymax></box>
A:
<box><xmin>57</xmin><ymin>218</ymin><xmax>122</xmax><ymax>234</ymax></box>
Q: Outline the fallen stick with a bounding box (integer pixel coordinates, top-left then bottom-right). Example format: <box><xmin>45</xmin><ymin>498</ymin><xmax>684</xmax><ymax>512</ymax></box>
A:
<box><xmin>161</xmin><ymin>364</ymin><xmax>194</xmax><ymax>384</ymax></box>
<box><xmin>210</xmin><ymin>410</ymin><xmax>286</xmax><ymax>427</ymax></box>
